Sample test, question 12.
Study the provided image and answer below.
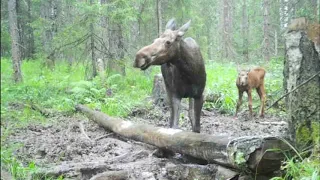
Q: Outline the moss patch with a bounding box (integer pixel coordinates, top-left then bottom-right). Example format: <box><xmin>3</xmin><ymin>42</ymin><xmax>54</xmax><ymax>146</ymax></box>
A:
<box><xmin>296</xmin><ymin>121</ymin><xmax>320</xmax><ymax>148</ymax></box>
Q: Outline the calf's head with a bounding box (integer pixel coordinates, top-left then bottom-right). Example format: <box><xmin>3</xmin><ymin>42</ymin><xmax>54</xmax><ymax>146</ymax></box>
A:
<box><xmin>237</xmin><ymin>69</ymin><xmax>250</xmax><ymax>86</ymax></box>
<box><xmin>134</xmin><ymin>19</ymin><xmax>191</xmax><ymax>70</ymax></box>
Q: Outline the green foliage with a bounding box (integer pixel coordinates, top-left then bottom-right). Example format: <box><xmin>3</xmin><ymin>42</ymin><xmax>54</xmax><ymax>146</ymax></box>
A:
<box><xmin>1</xmin><ymin>58</ymin><xmax>154</xmax><ymax>118</ymax></box>
<box><xmin>1</xmin><ymin>145</ymin><xmax>64</xmax><ymax>180</ymax></box>
<box><xmin>270</xmin><ymin>139</ymin><xmax>320</xmax><ymax>180</ymax></box>
<box><xmin>205</xmin><ymin>62</ymin><xmax>238</xmax><ymax>114</ymax></box>
<box><xmin>0</xmin><ymin>19</ymin><xmax>11</xmax><ymax>57</ymax></box>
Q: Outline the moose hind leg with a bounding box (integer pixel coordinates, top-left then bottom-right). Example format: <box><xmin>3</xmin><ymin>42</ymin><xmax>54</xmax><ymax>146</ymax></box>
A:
<box><xmin>193</xmin><ymin>96</ymin><xmax>204</xmax><ymax>133</ymax></box>
<box><xmin>188</xmin><ymin>98</ymin><xmax>195</xmax><ymax>129</ymax></box>
<box><xmin>169</xmin><ymin>96</ymin><xmax>181</xmax><ymax>129</ymax></box>
<box><xmin>257</xmin><ymin>86</ymin><xmax>266</xmax><ymax>118</ymax></box>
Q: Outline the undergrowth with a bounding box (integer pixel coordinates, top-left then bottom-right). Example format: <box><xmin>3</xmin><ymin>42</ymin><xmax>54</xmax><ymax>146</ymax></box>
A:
<box><xmin>270</xmin><ymin>139</ymin><xmax>320</xmax><ymax>180</ymax></box>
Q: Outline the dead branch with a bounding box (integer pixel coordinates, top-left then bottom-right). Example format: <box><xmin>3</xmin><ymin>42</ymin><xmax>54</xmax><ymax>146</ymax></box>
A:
<box><xmin>257</xmin><ymin>121</ymin><xmax>288</xmax><ymax>125</ymax></box>
<box><xmin>94</xmin><ymin>133</ymin><xmax>114</xmax><ymax>141</ymax></box>
<box><xmin>77</xmin><ymin>122</ymin><xmax>93</xmax><ymax>143</ymax></box>
<box><xmin>47</xmin><ymin>33</ymin><xmax>90</xmax><ymax>60</ymax></box>
<box><xmin>267</xmin><ymin>71</ymin><xmax>320</xmax><ymax>110</ymax></box>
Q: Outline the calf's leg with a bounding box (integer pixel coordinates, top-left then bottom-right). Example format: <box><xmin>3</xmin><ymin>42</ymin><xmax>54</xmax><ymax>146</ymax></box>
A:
<box><xmin>193</xmin><ymin>95</ymin><xmax>203</xmax><ymax>133</ymax></box>
<box><xmin>247</xmin><ymin>89</ymin><xmax>253</xmax><ymax>118</ymax></box>
<box><xmin>235</xmin><ymin>90</ymin><xmax>243</xmax><ymax>117</ymax></box>
<box><xmin>257</xmin><ymin>85</ymin><xmax>266</xmax><ymax>118</ymax></box>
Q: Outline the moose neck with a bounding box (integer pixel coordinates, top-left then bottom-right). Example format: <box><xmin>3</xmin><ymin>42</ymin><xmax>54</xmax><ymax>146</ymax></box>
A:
<box><xmin>170</xmin><ymin>40</ymin><xmax>197</xmax><ymax>74</ymax></box>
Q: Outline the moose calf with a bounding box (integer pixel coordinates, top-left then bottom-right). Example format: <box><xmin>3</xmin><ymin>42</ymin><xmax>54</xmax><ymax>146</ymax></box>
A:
<box><xmin>235</xmin><ymin>67</ymin><xmax>266</xmax><ymax>118</ymax></box>
<box><xmin>133</xmin><ymin>19</ymin><xmax>206</xmax><ymax>133</ymax></box>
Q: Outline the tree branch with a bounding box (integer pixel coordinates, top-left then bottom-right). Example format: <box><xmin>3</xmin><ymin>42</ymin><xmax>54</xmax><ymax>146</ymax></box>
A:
<box><xmin>47</xmin><ymin>33</ymin><xmax>90</xmax><ymax>59</ymax></box>
<box><xmin>267</xmin><ymin>71</ymin><xmax>320</xmax><ymax>110</ymax></box>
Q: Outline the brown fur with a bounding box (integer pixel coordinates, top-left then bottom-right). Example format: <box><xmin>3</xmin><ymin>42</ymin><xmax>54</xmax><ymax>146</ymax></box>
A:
<box><xmin>235</xmin><ymin>67</ymin><xmax>266</xmax><ymax>118</ymax></box>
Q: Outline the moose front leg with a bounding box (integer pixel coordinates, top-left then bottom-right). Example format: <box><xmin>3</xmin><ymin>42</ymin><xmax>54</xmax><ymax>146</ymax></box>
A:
<box><xmin>169</xmin><ymin>96</ymin><xmax>181</xmax><ymax>129</ymax></box>
<box><xmin>247</xmin><ymin>89</ymin><xmax>253</xmax><ymax>119</ymax></box>
<box><xmin>188</xmin><ymin>98</ymin><xmax>195</xmax><ymax>129</ymax></box>
<box><xmin>193</xmin><ymin>96</ymin><xmax>203</xmax><ymax>133</ymax></box>
<box><xmin>235</xmin><ymin>90</ymin><xmax>244</xmax><ymax>117</ymax></box>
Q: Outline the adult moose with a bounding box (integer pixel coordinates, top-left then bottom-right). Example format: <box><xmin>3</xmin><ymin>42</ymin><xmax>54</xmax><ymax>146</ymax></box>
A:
<box><xmin>133</xmin><ymin>19</ymin><xmax>206</xmax><ymax>133</ymax></box>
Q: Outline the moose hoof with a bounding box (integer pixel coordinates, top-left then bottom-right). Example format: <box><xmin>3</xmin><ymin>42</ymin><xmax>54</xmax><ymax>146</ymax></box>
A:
<box><xmin>192</xmin><ymin>128</ymin><xmax>200</xmax><ymax>133</ymax></box>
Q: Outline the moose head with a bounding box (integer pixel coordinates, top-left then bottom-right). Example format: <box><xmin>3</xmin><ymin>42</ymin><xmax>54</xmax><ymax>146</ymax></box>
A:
<box><xmin>134</xmin><ymin>19</ymin><xmax>191</xmax><ymax>70</ymax></box>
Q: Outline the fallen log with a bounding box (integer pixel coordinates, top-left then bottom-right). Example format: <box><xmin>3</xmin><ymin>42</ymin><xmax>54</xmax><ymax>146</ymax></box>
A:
<box><xmin>76</xmin><ymin>104</ymin><xmax>290</xmax><ymax>174</ymax></box>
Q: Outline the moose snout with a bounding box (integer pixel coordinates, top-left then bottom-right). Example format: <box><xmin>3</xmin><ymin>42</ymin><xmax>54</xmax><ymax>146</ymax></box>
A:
<box><xmin>134</xmin><ymin>52</ymin><xmax>152</xmax><ymax>70</ymax></box>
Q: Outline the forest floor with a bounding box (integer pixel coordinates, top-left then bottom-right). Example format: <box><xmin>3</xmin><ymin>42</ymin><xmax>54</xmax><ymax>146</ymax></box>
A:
<box><xmin>3</xmin><ymin>101</ymin><xmax>289</xmax><ymax>180</ymax></box>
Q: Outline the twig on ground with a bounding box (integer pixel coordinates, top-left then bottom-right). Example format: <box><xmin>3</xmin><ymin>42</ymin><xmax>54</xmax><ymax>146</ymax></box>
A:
<box><xmin>148</xmin><ymin>149</ymin><xmax>159</xmax><ymax>157</ymax></box>
<box><xmin>94</xmin><ymin>133</ymin><xmax>114</xmax><ymax>141</ymax></box>
<box><xmin>77</xmin><ymin>122</ymin><xmax>93</xmax><ymax>143</ymax></box>
<box><xmin>257</xmin><ymin>121</ymin><xmax>287</xmax><ymax>125</ymax></box>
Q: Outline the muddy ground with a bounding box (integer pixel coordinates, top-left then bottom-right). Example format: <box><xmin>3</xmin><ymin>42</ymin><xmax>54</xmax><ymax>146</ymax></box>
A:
<box><xmin>3</xmin><ymin>102</ymin><xmax>289</xmax><ymax>180</ymax></box>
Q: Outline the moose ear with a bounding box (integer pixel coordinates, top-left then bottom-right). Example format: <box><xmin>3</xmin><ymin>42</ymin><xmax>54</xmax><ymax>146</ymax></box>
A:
<box><xmin>177</xmin><ymin>20</ymin><xmax>191</xmax><ymax>37</ymax></box>
<box><xmin>166</xmin><ymin>18</ymin><xmax>176</xmax><ymax>30</ymax></box>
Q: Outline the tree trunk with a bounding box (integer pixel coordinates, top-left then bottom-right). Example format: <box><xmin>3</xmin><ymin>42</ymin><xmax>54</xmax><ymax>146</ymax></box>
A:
<box><xmin>8</xmin><ymin>0</ymin><xmax>22</xmax><ymax>82</ymax></box>
<box><xmin>263</xmin><ymin>0</ymin><xmax>270</xmax><ymax>61</ymax></box>
<box><xmin>76</xmin><ymin>104</ymin><xmax>290</xmax><ymax>175</ymax></box>
<box><xmin>221</xmin><ymin>0</ymin><xmax>235</xmax><ymax>59</ymax></box>
<box><xmin>156</xmin><ymin>0</ymin><xmax>162</xmax><ymax>36</ymax></box>
<box><xmin>242</xmin><ymin>0</ymin><xmax>249</xmax><ymax>61</ymax></box>
<box><xmin>26</xmin><ymin>0</ymin><xmax>35</xmax><ymax>59</ymax></box>
<box><xmin>280</xmin><ymin>0</ymin><xmax>289</xmax><ymax>31</ymax></box>
<box><xmin>40</xmin><ymin>0</ymin><xmax>58</xmax><ymax>69</ymax></box>
<box><xmin>284</xmin><ymin>28</ymin><xmax>320</xmax><ymax>148</ymax></box>
<box><xmin>90</xmin><ymin>0</ymin><xmax>97</xmax><ymax>78</ymax></box>
<box><xmin>152</xmin><ymin>74</ymin><xmax>167</xmax><ymax>107</ymax></box>
<box><xmin>274</xmin><ymin>29</ymin><xmax>278</xmax><ymax>56</ymax></box>
<box><xmin>17</xmin><ymin>0</ymin><xmax>34</xmax><ymax>59</ymax></box>
<box><xmin>107</xmin><ymin>23</ymin><xmax>126</xmax><ymax>76</ymax></box>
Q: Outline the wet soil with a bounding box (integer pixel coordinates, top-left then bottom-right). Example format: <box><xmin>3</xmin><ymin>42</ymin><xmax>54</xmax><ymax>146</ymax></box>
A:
<box><xmin>3</xmin><ymin>102</ymin><xmax>289</xmax><ymax>179</ymax></box>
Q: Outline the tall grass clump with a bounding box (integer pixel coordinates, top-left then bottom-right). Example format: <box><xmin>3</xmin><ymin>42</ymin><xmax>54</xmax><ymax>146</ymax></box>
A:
<box><xmin>270</xmin><ymin>138</ymin><xmax>319</xmax><ymax>180</ymax></box>
<box><xmin>205</xmin><ymin>61</ymin><xmax>238</xmax><ymax>113</ymax></box>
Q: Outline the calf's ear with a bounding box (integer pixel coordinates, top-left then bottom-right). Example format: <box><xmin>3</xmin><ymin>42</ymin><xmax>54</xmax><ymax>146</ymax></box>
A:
<box><xmin>177</xmin><ymin>20</ymin><xmax>191</xmax><ymax>37</ymax></box>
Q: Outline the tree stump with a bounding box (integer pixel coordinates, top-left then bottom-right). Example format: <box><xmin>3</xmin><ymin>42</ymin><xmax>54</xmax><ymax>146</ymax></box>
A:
<box><xmin>284</xmin><ymin>24</ymin><xmax>320</xmax><ymax>148</ymax></box>
<box><xmin>152</xmin><ymin>74</ymin><xmax>167</xmax><ymax>107</ymax></box>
